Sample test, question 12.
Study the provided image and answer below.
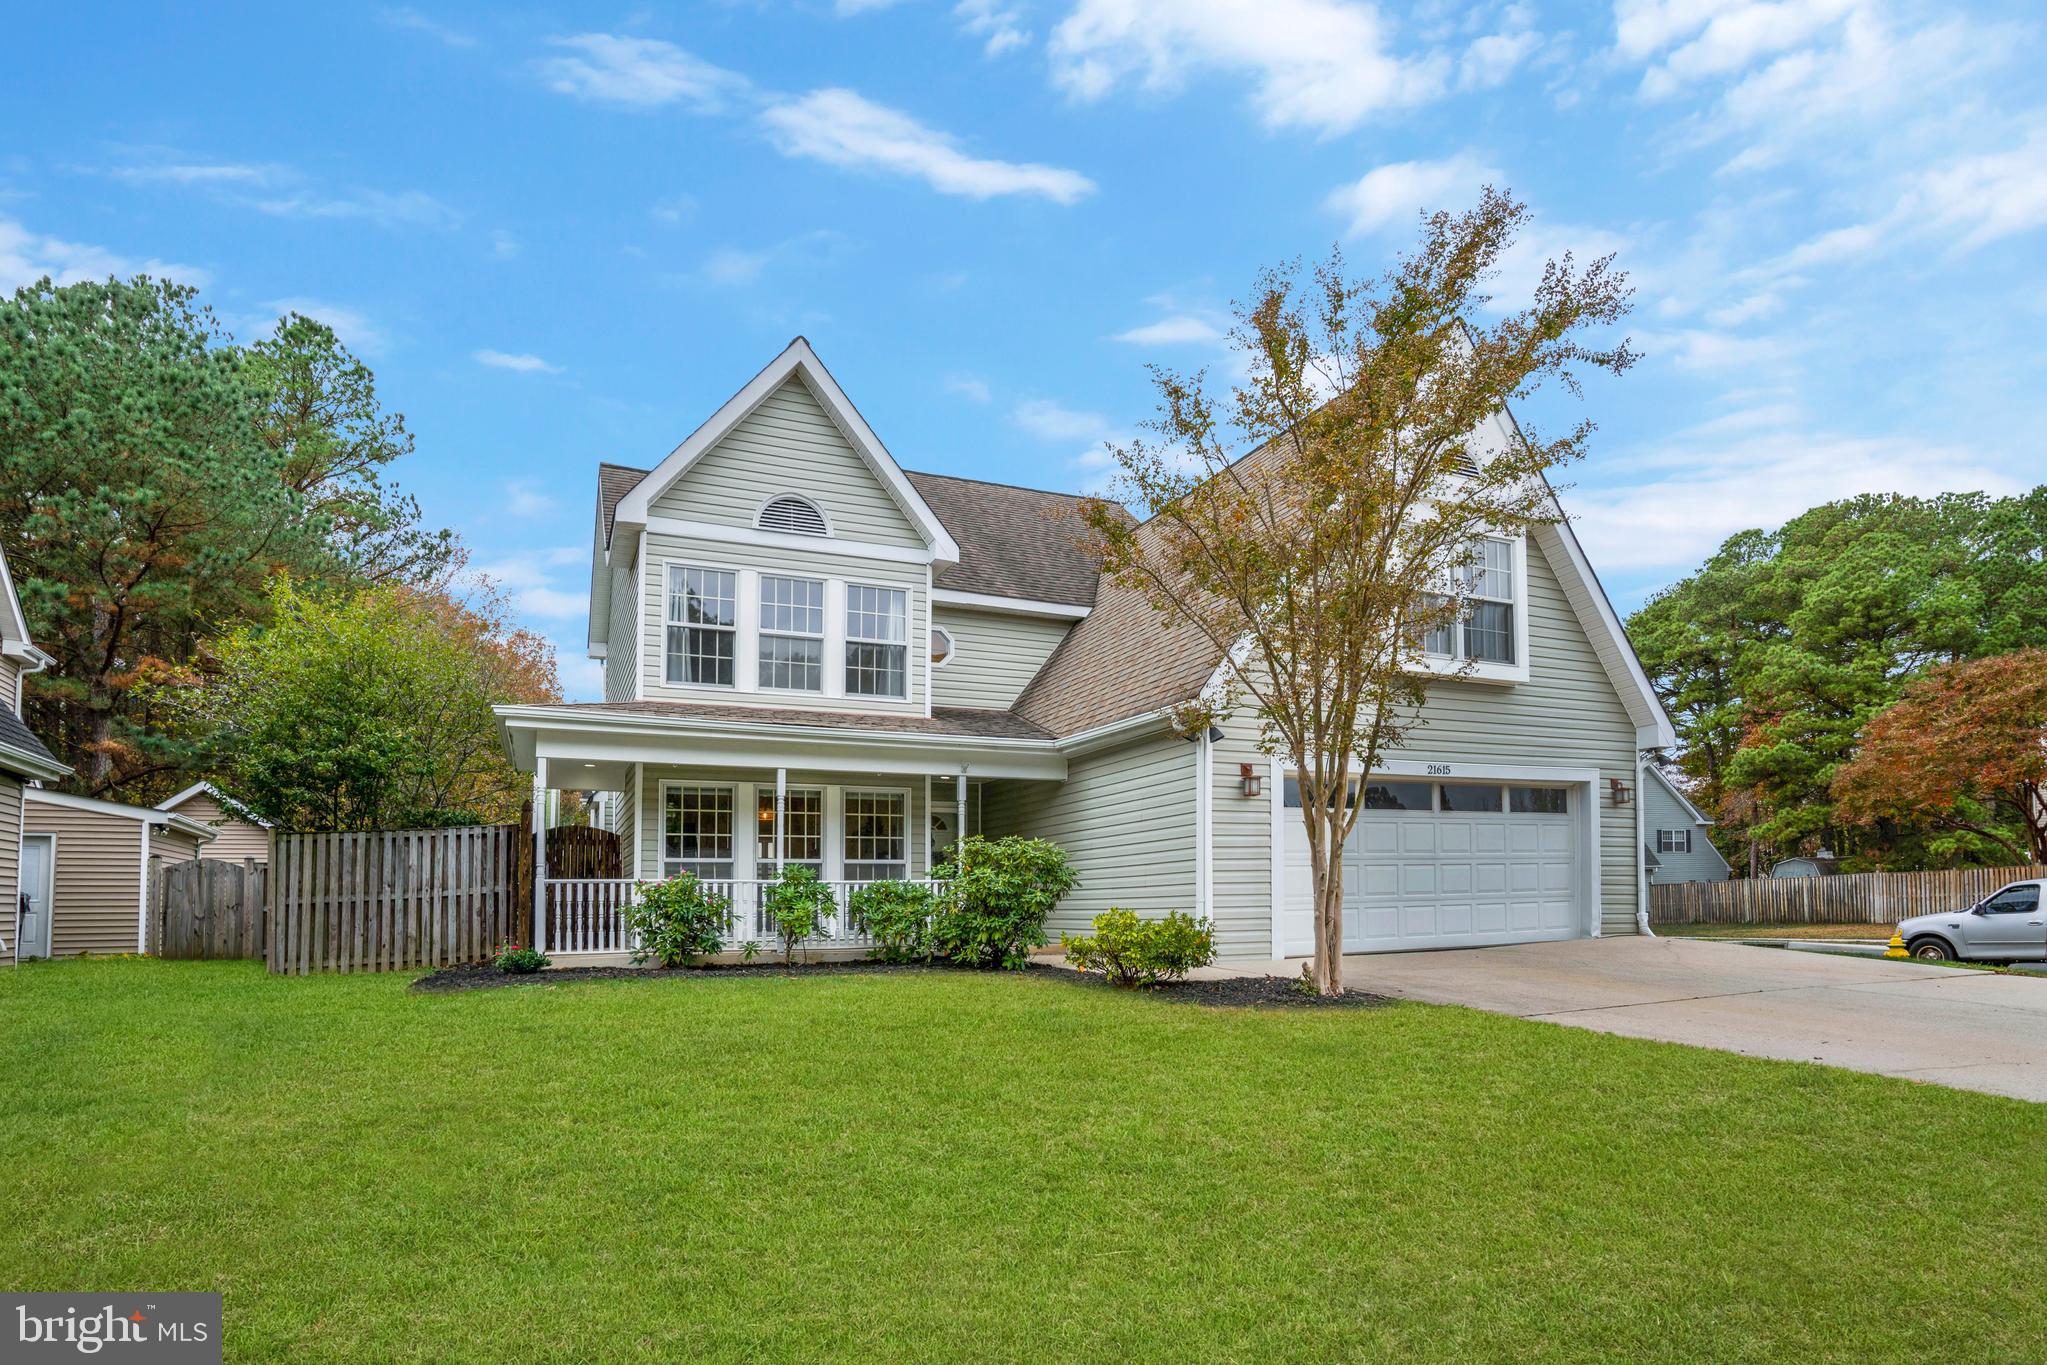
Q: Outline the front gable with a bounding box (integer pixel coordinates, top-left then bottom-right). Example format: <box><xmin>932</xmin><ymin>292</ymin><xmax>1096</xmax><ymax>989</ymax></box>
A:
<box><xmin>650</xmin><ymin>375</ymin><xmax>924</xmax><ymax>549</ymax></box>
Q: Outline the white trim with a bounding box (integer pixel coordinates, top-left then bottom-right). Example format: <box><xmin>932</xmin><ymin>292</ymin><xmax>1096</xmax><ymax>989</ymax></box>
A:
<box><xmin>1194</xmin><ymin>729</ymin><xmax>1214</xmax><ymax>921</ymax></box>
<box><xmin>26</xmin><ymin>788</ymin><xmax>220</xmax><ymax>842</ymax></box>
<box><xmin>843</xmin><ymin>580</ymin><xmax>911</xmax><ymax>702</ymax></box>
<box><xmin>661</xmin><ymin>559</ymin><xmax>743</xmax><ymax>691</ymax></box>
<box><xmin>614</xmin><ymin>338</ymin><xmax>960</xmax><ymax>562</ymax></box>
<box><xmin>655</xmin><ymin>778</ymin><xmax>742</xmax><ymax>879</ymax></box>
<box><xmin>0</xmin><ymin>545</ymin><xmax>35</xmax><ymax>654</ymax></box>
<box><xmin>753</xmin><ymin>492</ymin><xmax>835</xmax><ymax>538</ymax></box>
<box><xmin>1370</xmin><ymin>759</ymin><xmax>1600</xmax><ymax>785</ymax></box>
<box><xmin>588</xmin><ymin>643</ymin><xmax>608</xmax><ymax>661</ymax></box>
<box><xmin>929</xmin><ymin>625</ymin><xmax>956</xmax><ymax>669</ymax></box>
<box><xmin>137</xmin><ymin>818</ymin><xmax>149</xmax><ymax>953</ymax></box>
<box><xmin>157</xmin><ymin>781</ymin><xmax>272</xmax><ymax>828</ymax></box>
<box><xmin>1636</xmin><ymin>750</ymin><xmax>1654</xmax><ymax>937</ymax></box>
<box><xmin>1268</xmin><ymin>755</ymin><xmax>1284</xmax><ymax>959</ymax></box>
<box><xmin>931</xmin><ymin>588</ymin><xmax>1091</xmax><ymax>619</ymax></box>
<box><xmin>1053</xmin><ymin>709</ymin><xmax>1176</xmax><ymax>758</ymax></box>
<box><xmin>0</xmin><ymin>739</ymin><xmax>70</xmax><ymax>783</ymax></box>
<box><xmin>644</xmin><ymin>515</ymin><xmax>935</xmax><ymax>565</ymax></box>
<box><xmin>923</xmin><ymin>565</ymin><xmax>936</xmax><ymax>718</ymax></box>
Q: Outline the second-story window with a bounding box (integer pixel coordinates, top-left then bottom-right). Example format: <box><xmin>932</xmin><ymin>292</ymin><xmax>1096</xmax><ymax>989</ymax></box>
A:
<box><xmin>845</xmin><ymin>584</ymin><xmax>908</xmax><ymax>698</ymax></box>
<box><xmin>1422</xmin><ymin>537</ymin><xmax>1517</xmax><ymax>667</ymax></box>
<box><xmin>758</xmin><ymin>574</ymin><xmax>825</xmax><ymax>691</ymax></box>
<box><xmin>667</xmin><ymin>565</ymin><xmax>736</xmax><ymax>687</ymax></box>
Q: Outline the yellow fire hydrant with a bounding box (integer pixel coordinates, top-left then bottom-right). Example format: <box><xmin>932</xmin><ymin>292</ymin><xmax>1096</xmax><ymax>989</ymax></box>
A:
<box><xmin>1884</xmin><ymin>931</ymin><xmax>1908</xmax><ymax>960</ymax></box>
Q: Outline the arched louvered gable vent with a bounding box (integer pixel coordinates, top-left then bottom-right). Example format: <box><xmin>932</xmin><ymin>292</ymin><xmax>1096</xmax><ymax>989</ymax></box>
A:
<box><xmin>757</xmin><ymin>494</ymin><xmax>830</xmax><ymax>536</ymax></box>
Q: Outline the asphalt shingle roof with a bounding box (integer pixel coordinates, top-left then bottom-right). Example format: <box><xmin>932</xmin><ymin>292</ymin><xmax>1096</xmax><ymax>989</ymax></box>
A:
<box><xmin>0</xmin><ymin>704</ymin><xmax>62</xmax><ymax>777</ymax></box>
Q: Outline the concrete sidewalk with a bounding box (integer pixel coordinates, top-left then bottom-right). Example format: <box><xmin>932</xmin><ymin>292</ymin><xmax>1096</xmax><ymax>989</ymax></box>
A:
<box><xmin>1224</xmin><ymin>937</ymin><xmax>2047</xmax><ymax>1102</ymax></box>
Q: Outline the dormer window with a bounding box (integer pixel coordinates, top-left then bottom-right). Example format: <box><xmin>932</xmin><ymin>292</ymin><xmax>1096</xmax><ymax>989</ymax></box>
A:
<box><xmin>1423</xmin><ymin>537</ymin><xmax>1517</xmax><ymax>666</ymax></box>
<box><xmin>757</xmin><ymin>494</ymin><xmax>830</xmax><ymax>537</ymax></box>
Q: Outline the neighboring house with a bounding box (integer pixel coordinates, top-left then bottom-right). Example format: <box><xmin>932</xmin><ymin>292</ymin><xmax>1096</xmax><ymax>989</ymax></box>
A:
<box><xmin>21</xmin><ymin>790</ymin><xmax>217</xmax><ymax>958</ymax></box>
<box><xmin>495</xmin><ymin>338</ymin><xmax>1676</xmax><ymax>963</ymax></box>
<box><xmin>0</xmin><ymin>542</ymin><xmax>71</xmax><ymax>967</ymax></box>
<box><xmin>1641</xmin><ymin>766</ymin><xmax>1731</xmax><ymax>885</ymax></box>
<box><xmin>158</xmin><ymin>781</ymin><xmax>271</xmax><ymax>864</ymax></box>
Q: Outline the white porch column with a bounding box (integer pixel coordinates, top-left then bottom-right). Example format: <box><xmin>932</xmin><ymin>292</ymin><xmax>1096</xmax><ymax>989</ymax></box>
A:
<box><xmin>532</xmin><ymin>758</ymin><xmax>547</xmax><ymax>955</ymax></box>
<box><xmin>774</xmin><ymin>767</ymin><xmax>787</xmax><ymax>875</ymax></box>
<box><xmin>956</xmin><ymin>769</ymin><xmax>967</xmax><ymax>856</ymax></box>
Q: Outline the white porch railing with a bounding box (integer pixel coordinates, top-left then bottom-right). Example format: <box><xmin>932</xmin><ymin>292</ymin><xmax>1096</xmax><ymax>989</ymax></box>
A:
<box><xmin>543</xmin><ymin>877</ymin><xmax>942</xmax><ymax>957</ymax></box>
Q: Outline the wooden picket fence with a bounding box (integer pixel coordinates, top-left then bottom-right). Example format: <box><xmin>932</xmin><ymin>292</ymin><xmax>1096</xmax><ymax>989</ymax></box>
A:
<box><xmin>153</xmin><ymin>858</ymin><xmax>267</xmax><ymax>960</ymax></box>
<box><xmin>267</xmin><ymin>825</ymin><xmax>525</xmax><ymax>975</ymax></box>
<box><xmin>1650</xmin><ymin>863</ymin><xmax>2047</xmax><ymax>927</ymax></box>
<box><xmin>546</xmin><ymin>824</ymin><xmax>622</xmax><ymax>880</ymax></box>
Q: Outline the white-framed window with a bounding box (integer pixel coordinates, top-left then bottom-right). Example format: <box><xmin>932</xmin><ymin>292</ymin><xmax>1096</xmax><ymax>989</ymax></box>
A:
<box><xmin>756</xmin><ymin>494</ymin><xmax>830</xmax><ymax>537</ymax></box>
<box><xmin>929</xmin><ymin>626</ymin><xmax>956</xmax><ymax>668</ymax></box>
<box><xmin>845</xmin><ymin>584</ymin><xmax>909</xmax><ymax>698</ymax></box>
<box><xmin>666</xmin><ymin>565</ymin><xmax>737</xmax><ymax>687</ymax></box>
<box><xmin>757</xmin><ymin>787</ymin><xmax>824</xmax><ymax>874</ymax></box>
<box><xmin>662</xmin><ymin>784</ymin><xmax>735</xmax><ymax>879</ymax></box>
<box><xmin>1657</xmin><ymin>829</ymin><xmax>1692</xmax><ymax>854</ymax></box>
<box><xmin>843</xmin><ymin>790</ymin><xmax>908</xmax><ymax>880</ymax></box>
<box><xmin>1423</xmin><ymin>537</ymin><xmax>1517</xmax><ymax>666</ymax></box>
<box><xmin>758</xmin><ymin>574</ymin><xmax>825</xmax><ymax>692</ymax></box>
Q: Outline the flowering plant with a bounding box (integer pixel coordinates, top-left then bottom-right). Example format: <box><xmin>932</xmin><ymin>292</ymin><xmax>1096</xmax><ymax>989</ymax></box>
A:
<box><xmin>494</xmin><ymin>941</ymin><xmax>550</xmax><ymax>974</ymax></box>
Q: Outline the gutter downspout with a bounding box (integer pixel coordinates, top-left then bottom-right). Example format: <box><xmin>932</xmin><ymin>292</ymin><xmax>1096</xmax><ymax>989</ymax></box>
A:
<box><xmin>1635</xmin><ymin>750</ymin><xmax>1654</xmax><ymax>938</ymax></box>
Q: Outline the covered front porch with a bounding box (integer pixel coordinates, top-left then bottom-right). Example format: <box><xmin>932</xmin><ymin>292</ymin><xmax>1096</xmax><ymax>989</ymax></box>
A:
<box><xmin>496</xmin><ymin>702</ymin><xmax>1067</xmax><ymax>964</ymax></box>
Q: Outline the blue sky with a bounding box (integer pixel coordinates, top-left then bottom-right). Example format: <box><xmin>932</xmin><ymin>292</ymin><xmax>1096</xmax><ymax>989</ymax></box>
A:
<box><xmin>4</xmin><ymin>1</ymin><xmax>2043</xmax><ymax>699</ymax></box>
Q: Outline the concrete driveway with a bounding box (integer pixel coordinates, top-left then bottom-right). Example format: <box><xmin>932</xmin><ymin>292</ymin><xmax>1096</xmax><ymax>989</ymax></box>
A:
<box><xmin>1330</xmin><ymin>937</ymin><xmax>2047</xmax><ymax>1102</ymax></box>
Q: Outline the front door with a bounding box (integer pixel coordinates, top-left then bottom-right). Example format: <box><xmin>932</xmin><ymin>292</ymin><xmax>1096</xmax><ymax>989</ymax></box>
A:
<box><xmin>18</xmin><ymin>834</ymin><xmax>52</xmax><ymax>960</ymax></box>
<box><xmin>1964</xmin><ymin>882</ymin><xmax>2044</xmax><ymax>960</ymax></box>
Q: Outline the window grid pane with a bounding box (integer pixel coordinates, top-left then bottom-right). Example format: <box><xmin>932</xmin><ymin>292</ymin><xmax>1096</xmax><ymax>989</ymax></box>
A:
<box><xmin>757</xmin><ymin>788</ymin><xmax>824</xmax><ymax>868</ymax></box>
<box><xmin>667</xmin><ymin>567</ymin><xmax>737</xmax><ymax>686</ymax></box>
<box><xmin>1510</xmin><ymin>786</ymin><xmax>1569</xmax><ymax>814</ymax></box>
<box><xmin>847</xmin><ymin>585</ymin><xmax>907</xmax><ymax>643</ymax></box>
<box><xmin>846</xmin><ymin>585</ymin><xmax>909</xmax><ymax>698</ymax></box>
<box><xmin>1464</xmin><ymin>601</ymin><xmax>1515</xmax><ymax>664</ymax></box>
<box><xmin>844</xmin><ymin>791</ymin><xmax>907</xmax><ymax>880</ymax></box>
<box><xmin>663</xmin><ymin>786</ymin><xmax>734</xmax><ymax>879</ymax></box>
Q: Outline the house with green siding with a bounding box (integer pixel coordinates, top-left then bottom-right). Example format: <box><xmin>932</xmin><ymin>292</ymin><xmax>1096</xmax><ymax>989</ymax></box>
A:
<box><xmin>495</xmin><ymin>338</ymin><xmax>1677</xmax><ymax>963</ymax></box>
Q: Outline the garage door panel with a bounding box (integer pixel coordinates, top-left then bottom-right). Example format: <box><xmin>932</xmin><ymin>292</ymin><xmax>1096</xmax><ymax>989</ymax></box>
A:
<box><xmin>1400</xmin><ymin>823</ymin><xmax>1439</xmax><ymax>855</ymax></box>
<box><xmin>1401</xmin><ymin>865</ymin><xmax>1437</xmax><ymax>894</ymax></box>
<box><xmin>1473</xmin><ymin>823</ymin><xmax>1507</xmax><ymax>854</ymax></box>
<box><xmin>1437</xmin><ymin>823</ymin><xmax>1473</xmax><ymax>854</ymax></box>
<box><xmin>1359</xmin><ymin>823</ymin><xmax>1399</xmax><ymax>855</ymax></box>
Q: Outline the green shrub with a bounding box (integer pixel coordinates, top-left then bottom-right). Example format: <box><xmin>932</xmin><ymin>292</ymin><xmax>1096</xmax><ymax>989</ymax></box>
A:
<box><xmin>930</xmin><ymin>836</ymin><xmax>1078</xmax><ymax>970</ymax></box>
<box><xmin>850</xmin><ymin>878</ymin><xmax>935</xmax><ymax>963</ymax></box>
<box><xmin>764</xmin><ymin>865</ymin><xmax>837</xmax><ymax>965</ymax></box>
<box><xmin>1062</xmin><ymin>909</ymin><xmax>1215</xmax><ymax>987</ymax></box>
<box><xmin>626</xmin><ymin>874</ymin><xmax>728</xmax><ymax>968</ymax></box>
<box><xmin>493</xmin><ymin>941</ymin><xmax>550</xmax><ymax>974</ymax></box>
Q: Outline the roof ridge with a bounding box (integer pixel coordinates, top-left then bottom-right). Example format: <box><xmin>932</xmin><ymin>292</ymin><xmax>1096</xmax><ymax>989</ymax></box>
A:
<box><xmin>905</xmin><ymin>468</ymin><xmax>1095</xmax><ymax>502</ymax></box>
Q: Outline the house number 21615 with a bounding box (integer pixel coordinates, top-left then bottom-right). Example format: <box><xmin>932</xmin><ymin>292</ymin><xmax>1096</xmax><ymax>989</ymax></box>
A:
<box><xmin>1425</xmin><ymin>763</ymin><xmax>1452</xmax><ymax>776</ymax></box>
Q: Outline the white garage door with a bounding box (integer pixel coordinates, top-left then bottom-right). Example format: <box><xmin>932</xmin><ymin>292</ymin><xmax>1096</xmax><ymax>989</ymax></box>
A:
<box><xmin>1281</xmin><ymin>776</ymin><xmax>1583</xmax><ymax>954</ymax></box>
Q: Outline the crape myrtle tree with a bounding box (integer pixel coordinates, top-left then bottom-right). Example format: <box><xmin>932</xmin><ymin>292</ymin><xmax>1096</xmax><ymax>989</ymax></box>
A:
<box><xmin>1832</xmin><ymin>649</ymin><xmax>2047</xmax><ymax>864</ymax></box>
<box><xmin>1081</xmin><ymin>190</ymin><xmax>1634</xmax><ymax>996</ymax></box>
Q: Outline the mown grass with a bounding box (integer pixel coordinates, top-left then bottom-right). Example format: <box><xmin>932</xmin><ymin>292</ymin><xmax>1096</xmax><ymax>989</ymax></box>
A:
<box><xmin>2</xmin><ymin>958</ymin><xmax>2040</xmax><ymax>1362</ymax></box>
<box><xmin>1656</xmin><ymin>922</ymin><xmax>1891</xmax><ymax>941</ymax></box>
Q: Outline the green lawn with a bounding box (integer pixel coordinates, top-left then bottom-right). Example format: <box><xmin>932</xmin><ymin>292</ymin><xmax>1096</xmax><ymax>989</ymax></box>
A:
<box><xmin>3</xmin><ymin>960</ymin><xmax>2040</xmax><ymax>1362</ymax></box>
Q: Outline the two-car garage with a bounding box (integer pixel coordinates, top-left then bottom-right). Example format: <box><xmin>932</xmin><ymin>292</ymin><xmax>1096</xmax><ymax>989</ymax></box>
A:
<box><xmin>1276</xmin><ymin>768</ymin><xmax>1597</xmax><ymax>955</ymax></box>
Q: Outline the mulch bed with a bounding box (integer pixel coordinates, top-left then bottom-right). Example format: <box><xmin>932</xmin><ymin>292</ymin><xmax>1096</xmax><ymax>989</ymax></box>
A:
<box><xmin>410</xmin><ymin>958</ymin><xmax>1392</xmax><ymax>1009</ymax></box>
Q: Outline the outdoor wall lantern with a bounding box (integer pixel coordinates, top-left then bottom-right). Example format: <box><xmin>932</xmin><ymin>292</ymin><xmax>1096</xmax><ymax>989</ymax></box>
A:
<box><xmin>1609</xmin><ymin>777</ymin><xmax>1632</xmax><ymax>806</ymax></box>
<box><xmin>1239</xmin><ymin>763</ymin><xmax>1262</xmax><ymax>798</ymax></box>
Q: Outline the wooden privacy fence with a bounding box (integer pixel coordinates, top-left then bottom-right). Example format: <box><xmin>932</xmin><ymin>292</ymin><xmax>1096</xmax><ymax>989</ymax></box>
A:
<box><xmin>268</xmin><ymin>825</ymin><xmax>525</xmax><ymax>975</ymax></box>
<box><xmin>1650</xmin><ymin>863</ymin><xmax>2047</xmax><ymax>926</ymax></box>
<box><xmin>153</xmin><ymin>858</ymin><xmax>267</xmax><ymax>960</ymax></box>
<box><xmin>546</xmin><ymin>824</ymin><xmax>622</xmax><ymax>880</ymax></box>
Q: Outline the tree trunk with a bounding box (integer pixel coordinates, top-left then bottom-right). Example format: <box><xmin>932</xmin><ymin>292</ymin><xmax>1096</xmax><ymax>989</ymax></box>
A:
<box><xmin>1310</xmin><ymin>806</ymin><xmax>1345</xmax><ymax>997</ymax></box>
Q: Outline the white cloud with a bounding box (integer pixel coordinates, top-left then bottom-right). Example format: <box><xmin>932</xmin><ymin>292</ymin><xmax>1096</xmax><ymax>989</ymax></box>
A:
<box><xmin>1900</xmin><ymin>127</ymin><xmax>2047</xmax><ymax>252</ymax></box>
<box><xmin>489</xmin><ymin>229</ymin><xmax>518</xmax><ymax>258</ymax></box>
<box><xmin>504</xmin><ymin>480</ymin><xmax>556</xmax><ymax>517</ymax></box>
<box><xmin>260</xmin><ymin>298</ymin><xmax>388</xmax><ymax>355</ymax></box>
<box><xmin>1635</xmin><ymin>327</ymin><xmax>1795</xmax><ymax>372</ymax></box>
<box><xmin>1618</xmin><ymin>0</ymin><xmax>1862</xmax><ymax>99</ymax></box>
<box><xmin>1460</xmin><ymin>4</ymin><xmax>1539</xmax><ymax>89</ymax></box>
<box><xmin>93</xmin><ymin>150</ymin><xmax>459</xmax><ymax>231</ymax></box>
<box><xmin>102</xmin><ymin>159</ymin><xmax>279</xmax><ymax>187</ymax></box>
<box><xmin>1573</xmin><ymin>425</ymin><xmax>2025</xmax><ymax>573</ymax></box>
<box><xmin>0</xmin><ymin>216</ymin><xmax>210</xmax><ymax>292</ymax></box>
<box><xmin>694</xmin><ymin>230</ymin><xmax>856</xmax><ymax>288</ymax></box>
<box><xmin>946</xmin><ymin>374</ymin><xmax>993</xmax><ymax>402</ymax></box>
<box><xmin>703</xmin><ymin>247</ymin><xmax>770</xmax><ymax>287</ymax></box>
<box><xmin>378</xmin><ymin>7</ymin><xmax>477</xmax><ymax>48</ymax></box>
<box><xmin>1326</xmin><ymin>152</ymin><xmax>1503</xmax><ymax>235</ymax></box>
<box><xmin>759</xmin><ymin>89</ymin><xmax>1095</xmax><ymax>203</ymax></box>
<box><xmin>650</xmin><ymin>193</ymin><xmax>697</xmax><ymax>226</ymax></box>
<box><xmin>1013</xmin><ymin>397</ymin><xmax>1116</xmax><ymax>442</ymax></box>
<box><xmin>539</xmin><ymin>33</ymin><xmax>749</xmax><ymax>111</ymax></box>
<box><xmin>474</xmin><ymin>349</ymin><xmax>561</xmax><ymax>374</ymax></box>
<box><xmin>249</xmin><ymin>186</ymin><xmax>459</xmax><ymax>229</ymax></box>
<box><xmin>470</xmin><ymin>555</ymin><xmax>589</xmax><ymax>621</ymax></box>
<box><xmin>956</xmin><ymin>0</ymin><xmax>1031</xmax><ymax>56</ymax></box>
<box><xmin>1112</xmin><ymin>314</ymin><xmax>1222</xmax><ymax>345</ymax></box>
<box><xmin>1049</xmin><ymin>0</ymin><xmax>1447</xmax><ymax>136</ymax></box>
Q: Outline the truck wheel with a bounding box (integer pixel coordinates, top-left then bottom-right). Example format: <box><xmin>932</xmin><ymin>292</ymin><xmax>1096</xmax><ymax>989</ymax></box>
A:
<box><xmin>1909</xmin><ymin>937</ymin><xmax>1955</xmax><ymax>961</ymax></box>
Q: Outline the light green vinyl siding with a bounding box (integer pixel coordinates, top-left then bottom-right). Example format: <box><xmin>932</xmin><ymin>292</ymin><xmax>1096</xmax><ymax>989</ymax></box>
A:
<box><xmin>648</xmin><ymin>378</ymin><xmax>924</xmax><ymax>549</ymax></box>
<box><xmin>931</xmin><ymin>608</ymin><xmax>1069</xmax><ymax>711</ymax></box>
<box><xmin>639</xmin><ymin>532</ymin><xmax>928</xmax><ymax>714</ymax></box>
<box><xmin>1377</xmin><ymin>533</ymin><xmax>1643</xmax><ymax>936</ymax></box>
<box><xmin>615</xmin><ymin>769</ymin><xmax>639</xmax><ymax>878</ymax></box>
<box><xmin>604</xmin><ymin>553</ymin><xmax>639</xmax><ymax>702</ymax></box>
<box><xmin>1208</xmin><ymin>722</ymin><xmax>1276</xmax><ymax>959</ymax></box>
<box><xmin>0</xmin><ymin>776</ymin><xmax>18</xmax><ymax>965</ymax></box>
<box><xmin>980</xmin><ymin>730</ymin><xmax>1197</xmax><ymax>940</ymax></box>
